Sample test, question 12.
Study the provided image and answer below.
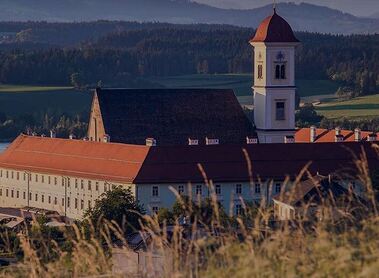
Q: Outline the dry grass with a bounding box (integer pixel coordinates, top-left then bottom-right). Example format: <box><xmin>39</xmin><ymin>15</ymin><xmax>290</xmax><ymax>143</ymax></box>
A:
<box><xmin>0</xmin><ymin>147</ymin><xmax>378</xmax><ymax>277</ymax></box>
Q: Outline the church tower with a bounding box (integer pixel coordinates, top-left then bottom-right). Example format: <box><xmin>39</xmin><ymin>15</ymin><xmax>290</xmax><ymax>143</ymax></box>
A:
<box><xmin>250</xmin><ymin>9</ymin><xmax>300</xmax><ymax>143</ymax></box>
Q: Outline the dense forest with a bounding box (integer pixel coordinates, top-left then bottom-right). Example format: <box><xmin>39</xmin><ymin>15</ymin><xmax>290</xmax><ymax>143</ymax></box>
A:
<box><xmin>0</xmin><ymin>23</ymin><xmax>378</xmax><ymax>96</ymax></box>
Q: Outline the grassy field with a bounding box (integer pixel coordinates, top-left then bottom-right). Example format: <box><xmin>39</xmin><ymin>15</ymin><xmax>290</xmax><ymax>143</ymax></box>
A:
<box><xmin>315</xmin><ymin>94</ymin><xmax>379</xmax><ymax>119</ymax></box>
<box><xmin>150</xmin><ymin>74</ymin><xmax>340</xmax><ymax>98</ymax></box>
<box><xmin>0</xmin><ymin>85</ymin><xmax>72</xmax><ymax>93</ymax></box>
<box><xmin>0</xmin><ymin>85</ymin><xmax>92</xmax><ymax>116</ymax></box>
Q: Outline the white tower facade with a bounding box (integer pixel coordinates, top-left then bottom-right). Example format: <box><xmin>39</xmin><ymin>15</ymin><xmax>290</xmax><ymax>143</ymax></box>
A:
<box><xmin>250</xmin><ymin>10</ymin><xmax>300</xmax><ymax>143</ymax></box>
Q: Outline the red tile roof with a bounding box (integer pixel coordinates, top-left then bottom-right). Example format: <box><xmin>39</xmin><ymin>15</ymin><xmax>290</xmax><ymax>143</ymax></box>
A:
<box><xmin>295</xmin><ymin>128</ymin><xmax>379</xmax><ymax>143</ymax></box>
<box><xmin>0</xmin><ymin>135</ymin><xmax>378</xmax><ymax>184</ymax></box>
<box><xmin>0</xmin><ymin>135</ymin><xmax>149</xmax><ymax>183</ymax></box>
<box><xmin>250</xmin><ymin>10</ymin><xmax>299</xmax><ymax>43</ymax></box>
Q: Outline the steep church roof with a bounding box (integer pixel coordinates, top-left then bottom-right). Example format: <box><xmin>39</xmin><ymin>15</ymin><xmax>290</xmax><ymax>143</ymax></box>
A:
<box><xmin>250</xmin><ymin>9</ymin><xmax>299</xmax><ymax>43</ymax></box>
<box><xmin>94</xmin><ymin>88</ymin><xmax>255</xmax><ymax>146</ymax></box>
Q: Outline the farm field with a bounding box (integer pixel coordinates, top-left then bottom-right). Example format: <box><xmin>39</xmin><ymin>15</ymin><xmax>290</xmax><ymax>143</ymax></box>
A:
<box><xmin>0</xmin><ymin>85</ymin><xmax>91</xmax><ymax>116</ymax></box>
<box><xmin>150</xmin><ymin>74</ymin><xmax>340</xmax><ymax>98</ymax></box>
<box><xmin>315</xmin><ymin>94</ymin><xmax>379</xmax><ymax>119</ymax></box>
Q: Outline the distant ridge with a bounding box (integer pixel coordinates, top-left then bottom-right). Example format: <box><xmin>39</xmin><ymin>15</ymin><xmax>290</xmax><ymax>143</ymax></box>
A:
<box><xmin>0</xmin><ymin>1</ymin><xmax>379</xmax><ymax>34</ymax></box>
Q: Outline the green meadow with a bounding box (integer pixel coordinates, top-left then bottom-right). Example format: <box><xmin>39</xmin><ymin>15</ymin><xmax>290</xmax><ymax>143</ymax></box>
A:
<box><xmin>315</xmin><ymin>94</ymin><xmax>379</xmax><ymax>120</ymax></box>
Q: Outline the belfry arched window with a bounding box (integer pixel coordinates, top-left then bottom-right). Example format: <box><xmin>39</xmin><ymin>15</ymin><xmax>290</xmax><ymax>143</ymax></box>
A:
<box><xmin>275</xmin><ymin>64</ymin><xmax>286</xmax><ymax>80</ymax></box>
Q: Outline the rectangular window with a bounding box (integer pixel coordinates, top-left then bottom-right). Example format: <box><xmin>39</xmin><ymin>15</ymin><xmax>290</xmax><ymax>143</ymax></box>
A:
<box><xmin>23</xmin><ymin>173</ymin><xmax>26</xmax><ymax>181</ymax></box>
<box><xmin>88</xmin><ymin>181</ymin><xmax>91</xmax><ymax>191</ymax></box>
<box><xmin>81</xmin><ymin>200</ymin><xmax>84</xmax><ymax>210</ymax></box>
<box><xmin>16</xmin><ymin>172</ymin><xmax>19</xmax><ymax>180</ymax></box>
<box><xmin>236</xmin><ymin>184</ymin><xmax>242</xmax><ymax>195</ymax></box>
<box><xmin>255</xmin><ymin>184</ymin><xmax>261</xmax><ymax>194</ymax></box>
<box><xmin>88</xmin><ymin>200</ymin><xmax>91</xmax><ymax>209</ymax></box>
<box><xmin>54</xmin><ymin>197</ymin><xmax>57</xmax><ymax>205</ymax></box>
<box><xmin>67</xmin><ymin>197</ymin><xmax>70</xmax><ymax>208</ymax></box>
<box><xmin>81</xmin><ymin>180</ymin><xmax>84</xmax><ymax>190</ymax></box>
<box><xmin>6</xmin><ymin>189</ymin><xmax>8</xmax><ymax>197</ymax></box>
<box><xmin>152</xmin><ymin>206</ymin><xmax>159</xmax><ymax>214</ymax></box>
<box><xmin>215</xmin><ymin>184</ymin><xmax>221</xmax><ymax>195</ymax></box>
<box><xmin>275</xmin><ymin>183</ymin><xmax>281</xmax><ymax>193</ymax></box>
<box><xmin>48</xmin><ymin>196</ymin><xmax>51</xmax><ymax>204</ymax></box>
<box><xmin>54</xmin><ymin>177</ymin><xmax>57</xmax><ymax>185</ymax></box>
<box><xmin>11</xmin><ymin>190</ymin><xmax>14</xmax><ymax>198</ymax></box>
<box><xmin>29</xmin><ymin>174</ymin><xmax>32</xmax><ymax>182</ymax></box>
<box><xmin>67</xmin><ymin>178</ymin><xmax>70</xmax><ymax>187</ymax></box>
<box><xmin>23</xmin><ymin>192</ymin><xmax>26</xmax><ymax>200</ymax></box>
<box><xmin>276</xmin><ymin>102</ymin><xmax>285</xmax><ymax>121</ymax></box>
<box><xmin>196</xmin><ymin>185</ymin><xmax>202</xmax><ymax>196</ymax></box>
<box><xmin>75</xmin><ymin>179</ymin><xmax>78</xmax><ymax>189</ymax></box>
<box><xmin>11</xmin><ymin>171</ymin><xmax>14</xmax><ymax>179</ymax></box>
<box><xmin>35</xmin><ymin>174</ymin><xmax>38</xmax><ymax>182</ymax></box>
<box><xmin>152</xmin><ymin>186</ymin><xmax>159</xmax><ymax>197</ymax></box>
<box><xmin>6</xmin><ymin>171</ymin><xmax>8</xmax><ymax>179</ymax></box>
<box><xmin>75</xmin><ymin>198</ymin><xmax>78</xmax><ymax>209</ymax></box>
<box><xmin>16</xmin><ymin>191</ymin><xmax>19</xmax><ymax>198</ymax></box>
<box><xmin>42</xmin><ymin>195</ymin><xmax>44</xmax><ymax>203</ymax></box>
<box><xmin>62</xmin><ymin>178</ymin><xmax>64</xmax><ymax>186</ymax></box>
<box><xmin>96</xmin><ymin>182</ymin><xmax>99</xmax><ymax>191</ymax></box>
<box><xmin>0</xmin><ymin>170</ymin><xmax>2</xmax><ymax>177</ymax></box>
<box><xmin>236</xmin><ymin>204</ymin><xmax>243</xmax><ymax>216</ymax></box>
<box><xmin>61</xmin><ymin>198</ymin><xmax>64</xmax><ymax>206</ymax></box>
<box><xmin>41</xmin><ymin>175</ymin><xmax>44</xmax><ymax>183</ymax></box>
<box><xmin>0</xmin><ymin>189</ymin><xmax>2</xmax><ymax>196</ymax></box>
<box><xmin>35</xmin><ymin>193</ymin><xmax>38</xmax><ymax>202</ymax></box>
<box><xmin>48</xmin><ymin>176</ymin><xmax>51</xmax><ymax>184</ymax></box>
<box><xmin>29</xmin><ymin>192</ymin><xmax>32</xmax><ymax>201</ymax></box>
<box><xmin>178</xmin><ymin>185</ymin><xmax>184</xmax><ymax>195</ymax></box>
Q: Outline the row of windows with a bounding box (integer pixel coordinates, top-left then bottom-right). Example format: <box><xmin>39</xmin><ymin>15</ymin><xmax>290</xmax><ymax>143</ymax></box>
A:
<box><xmin>0</xmin><ymin>188</ymin><xmax>92</xmax><ymax>211</ymax></box>
<box><xmin>151</xmin><ymin>183</ymin><xmax>282</xmax><ymax>197</ymax></box>
<box><xmin>0</xmin><ymin>170</ymin><xmax>116</xmax><ymax>192</ymax></box>
<box><xmin>151</xmin><ymin>204</ymin><xmax>245</xmax><ymax>216</ymax></box>
<box><xmin>256</xmin><ymin>64</ymin><xmax>287</xmax><ymax>80</ymax></box>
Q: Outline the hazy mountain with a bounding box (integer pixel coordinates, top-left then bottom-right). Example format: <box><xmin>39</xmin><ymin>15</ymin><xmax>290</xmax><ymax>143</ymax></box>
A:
<box><xmin>195</xmin><ymin>0</ymin><xmax>379</xmax><ymax>18</ymax></box>
<box><xmin>371</xmin><ymin>12</ymin><xmax>379</xmax><ymax>18</ymax></box>
<box><xmin>1</xmin><ymin>1</ymin><xmax>379</xmax><ymax>34</ymax></box>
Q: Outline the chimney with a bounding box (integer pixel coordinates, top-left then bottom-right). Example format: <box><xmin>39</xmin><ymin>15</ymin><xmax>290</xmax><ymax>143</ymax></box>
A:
<box><xmin>310</xmin><ymin>126</ymin><xmax>317</xmax><ymax>143</ymax></box>
<box><xmin>246</xmin><ymin>136</ymin><xmax>258</xmax><ymax>144</ymax></box>
<box><xmin>50</xmin><ymin>130</ymin><xmax>56</xmax><ymax>138</ymax></box>
<box><xmin>284</xmin><ymin>135</ymin><xmax>295</xmax><ymax>144</ymax></box>
<box><xmin>335</xmin><ymin>127</ymin><xmax>341</xmax><ymax>136</ymax></box>
<box><xmin>205</xmin><ymin>137</ymin><xmax>219</xmax><ymax>145</ymax></box>
<box><xmin>146</xmin><ymin>138</ymin><xmax>157</xmax><ymax>146</ymax></box>
<box><xmin>69</xmin><ymin>134</ymin><xmax>76</xmax><ymax>140</ymax></box>
<box><xmin>103</xmin><ymin>134</ymin><xmax>111</xmax><ymax>143</ymax></box>
<box><xmin>188</xmin><ymin>138</ymin><xmax>199</xmax><ymax>146</ymax></box>
<box><xmin>354</xmin><ymin>128</ymin><xmax>361</xmax><ymax>142</ymax></box>
<box><xmin>367</xmin><ymin>133</ymin><xmax>377</xmax><ymax>142</ymax></box>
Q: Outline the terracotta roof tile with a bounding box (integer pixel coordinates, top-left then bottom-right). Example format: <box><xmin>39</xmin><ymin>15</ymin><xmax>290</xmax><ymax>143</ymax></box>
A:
<box><xmin>1</xmin><ymin>135</ymin><xmax>378</xmax><ymax>185</ymax></box>
<box><xmin>295</xmin><ymin>128</ymin><xmax>378</xmax><ymax>143</ymax></box>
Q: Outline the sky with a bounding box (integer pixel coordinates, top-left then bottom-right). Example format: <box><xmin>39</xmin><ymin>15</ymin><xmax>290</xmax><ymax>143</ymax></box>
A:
<box><xmin>194</xmin><ymin>0</ymin><xmax>379</xmax><ymax>17</ymax></box>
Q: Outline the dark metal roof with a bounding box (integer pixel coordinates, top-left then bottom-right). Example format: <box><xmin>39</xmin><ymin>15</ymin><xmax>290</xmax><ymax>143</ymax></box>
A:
<box><xmin>96</xmin><ymin>88</ymin><xmax>255</xmax><ymax>146</ymax></box>
<box><xmin>250</xmin><ymin>10</ymin><xmax>299</xmax><ymax>43</ymax></box>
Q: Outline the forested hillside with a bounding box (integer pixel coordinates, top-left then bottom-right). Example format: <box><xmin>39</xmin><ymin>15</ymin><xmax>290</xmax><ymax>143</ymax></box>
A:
<box><xmin>0</xmin><ymin>24</ymin><xmax>378</xmax><ymax>96</ymax></box>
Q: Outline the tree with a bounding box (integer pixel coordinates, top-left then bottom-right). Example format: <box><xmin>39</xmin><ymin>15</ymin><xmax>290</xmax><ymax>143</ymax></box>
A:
<box><xmin>84</xmin><ymin>187</ymin><xmax>145</xmax><ymax>234</ymax></box>
<box><xmin>70</xmin><ymin>72</ymin><xmax>84</xmax><ymax>89</ymax></box>
<box><xmin>295</xmin><ymin>104</ymin><xmax>324</xmax><ymax>127</ymax></box>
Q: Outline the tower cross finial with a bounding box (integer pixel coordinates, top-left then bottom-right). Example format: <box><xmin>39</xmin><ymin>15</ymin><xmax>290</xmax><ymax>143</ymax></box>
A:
<box><xmin>273</xmin><ymin>0</ymin><xmax>277</xmax><ymax>13</ymax></box>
